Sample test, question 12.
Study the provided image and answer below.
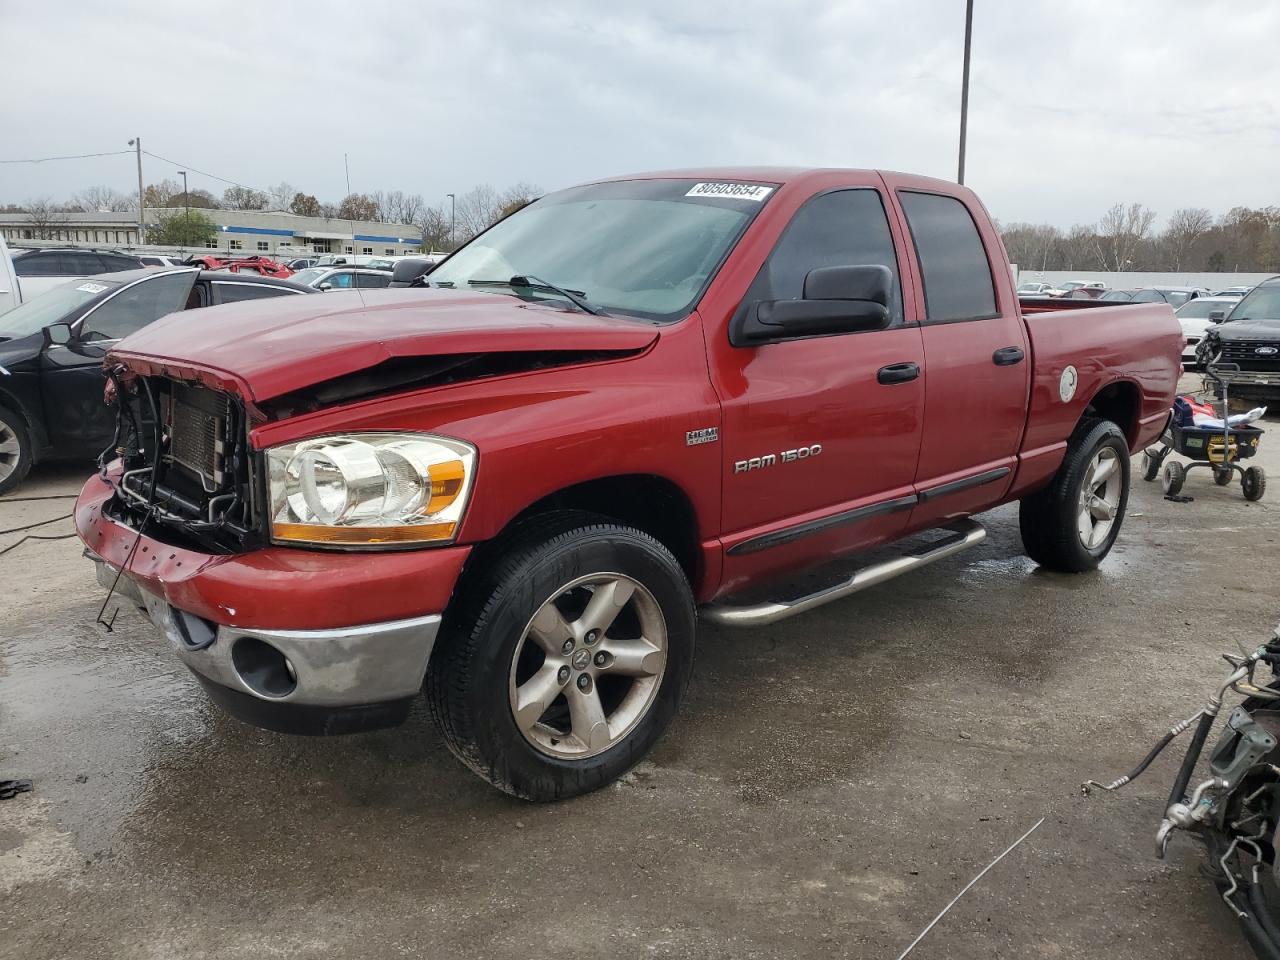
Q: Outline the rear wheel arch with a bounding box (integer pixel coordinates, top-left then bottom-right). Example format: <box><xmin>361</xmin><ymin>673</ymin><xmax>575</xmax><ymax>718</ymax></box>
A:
<box><xmin>1081</xmin><ymin>379</ymin><xmax>1141</xmax><ymax>449</ymax></box>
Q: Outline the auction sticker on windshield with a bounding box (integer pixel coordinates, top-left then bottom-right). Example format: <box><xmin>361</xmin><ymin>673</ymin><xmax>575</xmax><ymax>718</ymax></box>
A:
<box><xmin>77</xmin><ymin>282</ymin><xmax>109</xmax><ymax>294</ymax></box>
<box><xmin>685</xmin><ymin>182</ymin><xmax>774</xmax><ymax>202</ymax></box>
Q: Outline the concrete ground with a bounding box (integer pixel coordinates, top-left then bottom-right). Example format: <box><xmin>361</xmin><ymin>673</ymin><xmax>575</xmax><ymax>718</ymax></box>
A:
<box><xmin>2</xmin><ymin>393</ymin><xmax>1276</xmax><ymax>959</ymax></box>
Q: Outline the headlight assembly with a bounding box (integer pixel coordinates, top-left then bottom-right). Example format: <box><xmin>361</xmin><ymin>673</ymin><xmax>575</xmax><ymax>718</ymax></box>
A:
<box><xmin>266</xmin><ymin>433</ymin><xmax>475</xmax><ymax>546</ymax></box>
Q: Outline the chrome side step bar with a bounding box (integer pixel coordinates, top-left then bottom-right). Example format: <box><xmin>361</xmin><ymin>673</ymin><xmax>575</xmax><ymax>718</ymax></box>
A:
<box><xmin>699</xmin><ymin>519</ymin><xmax>987</xmax><ymax>628</ymax></box>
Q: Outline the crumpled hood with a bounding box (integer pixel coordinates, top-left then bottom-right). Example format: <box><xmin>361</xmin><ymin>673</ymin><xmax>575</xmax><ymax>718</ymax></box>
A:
<box><xmin>109</xmin><ymin>288</ymin><xmax>659</xmax><ymax>403</ymax></box>
<box><xmin>1207</xmin><ymin>318</ymin><xmax>1280</xmax><ymax>340</ymax></box>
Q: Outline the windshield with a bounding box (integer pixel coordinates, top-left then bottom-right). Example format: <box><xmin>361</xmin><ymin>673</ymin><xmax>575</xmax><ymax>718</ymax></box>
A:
<box><xmin>1164</xmin><ymin>290</ymin><xmax>1193</xmax><ymax>307</ymax></box>
<box><xmin>427</xmin><ymin>178</ymin><xmax>774</xmax><ymax>321</ymax></box>
<box><xmin>1061</xmin><ymin>281</ymin><xmax>1085</xmax><ymax>290</ymax></box>
<box><xmin>1227</xmin><ymin>285</ymin><xmax>1280</xmax><ymax>322</ymax></box>
<box><xmin>1177</xmin><ymin>299</ymin><xmax>1229</xmax><ymax>318</ymax></box>
<box><xmin>290</xmin><ymin>267</ymin><xmax>327</xmax><ymax>287</ymax></box>
<box><xmin>1017</xmin><ymin>283</ymin><xmax>1043</xmax><ymax>292</ymax></box>
<box><xmin>0</xmin><ymin>280</ymin><xmax>117</xmax><ymax>340</ymax></box>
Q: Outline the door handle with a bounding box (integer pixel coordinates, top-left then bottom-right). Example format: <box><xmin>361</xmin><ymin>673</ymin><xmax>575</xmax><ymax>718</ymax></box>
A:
<box><xmin>877</xmin><ymin>362</ymin><xmax>920</xmax><ymax>385</ymax></box>
<box><xmin>992</xmin><ymin>346</ymin><xmax>1025</xmax><ymax>366</ymax></box>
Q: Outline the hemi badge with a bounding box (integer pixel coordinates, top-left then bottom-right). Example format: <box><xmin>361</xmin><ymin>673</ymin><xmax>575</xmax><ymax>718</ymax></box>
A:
<box><xmin>686</xmin><ymin>427</ymin><xmax>718</xmax><ymax>446</ymax></box>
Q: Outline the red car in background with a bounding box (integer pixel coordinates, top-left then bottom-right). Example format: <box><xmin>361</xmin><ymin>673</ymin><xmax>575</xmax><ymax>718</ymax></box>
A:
<box><xmin>185</xmin><ymin>255</ymin><xmax>294</xmax><ymax>279</ymax></box>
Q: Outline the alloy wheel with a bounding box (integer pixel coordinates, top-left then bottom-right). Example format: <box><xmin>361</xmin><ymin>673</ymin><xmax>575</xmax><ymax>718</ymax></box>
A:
<box><xmin>1077</xmin><ymin>447</ymin><xmax>1122</xmax><ymax>549</ymax></box>
<box><xmin>508</xmin><ymin>573</ymin><xmax>667</xmax><ymax>760</ymax></box>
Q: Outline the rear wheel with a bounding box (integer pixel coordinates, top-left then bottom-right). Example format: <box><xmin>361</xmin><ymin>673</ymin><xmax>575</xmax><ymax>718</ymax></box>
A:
<box><xmin>1020</xmin><ymin>418</ymin><xmax>1129</xmax><ymax>573</ymax></box>
<box><xmin>1162</xmin><ymin>461</ymin><xmax>1186</xmax><ymax>496</ymax></box>
<box><xmin>0</xmin><ymin>406</ymin><xmax>32</xmax><ymax>495</ymax></box>
<box><xmin>1243</xmin><ymin>466</ymin><xmax>1266</xmax><ymax>502</ymax></box>
<box><xmin>427</xmin><ymin>513</ymin><xmax>695</xmax><ymax>801</ymax></box>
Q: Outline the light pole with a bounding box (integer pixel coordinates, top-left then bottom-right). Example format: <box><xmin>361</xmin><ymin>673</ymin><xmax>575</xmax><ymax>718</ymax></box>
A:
<box><xmin>957</xmin><ymin>0</ymin><xmax>974</xmax><ymax>185</ymax></box>
<box><xmin>178</xmin><ymin>170</ymin><xmax>189</xmax><ymax>255</ymax></box>
<box><xmin>447</xmin><ymin>193</ymin><xmax>456</xmax><ymax>250</ymax></box>
<box><xmin>128</xmin><ymin>138</ymin><xmax>144</xmax><ymax>244</ymax></box>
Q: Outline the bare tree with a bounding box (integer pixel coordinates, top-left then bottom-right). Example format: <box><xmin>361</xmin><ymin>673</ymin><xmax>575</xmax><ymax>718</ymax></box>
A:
<box><xmin>1093</xmin><ymin>202</ymin><xmax>1156</xmax><ymax>271</ymax></box>
<box><xmin>143</xmin><ymin>179</ymin><xmax>181</xmax><ymax>209</ymax></box>
<box><xmin>266</xmin><ymin>182</ymin><xmax>297</xmax><ymax>211</ymax></box>
<box><xmin>999</xmin><ymin>222</ymin><xmax>1062</xmax><ymax>272</ymax></box>
<box><xmin>1160</xmin><ymin>208</ymin><xmax>1212</xmax><ymax>271</ymax></box>
<box><xmin>495</xmin><ymin>182</ymin><xmax>542</xmax><ymax>219</ymax></box>
<box><xmin>24</xmin><ymin>196</ymin><xmax>68</xmax><ymax>239</ymax></box>
<box><xmin>372</xmin><ymin>190</ymin><xmax>425</xmax><ymax>226</ymax></box>
<box><xmin>71</xmin><ymin>185</ymin><xmax>135</xmax><ymax>212</ymax></box>
<box><xmin>415</xmin><ymin>204</ymin><xmax>453</xmax><ymax>251</ymax></box>
<box><xmin>222</xmin><ymin>185</ymin><xmax>270</xmax><ymax>210</ymax></box>
<box><xmin>453</xmin><ymin>184</ymin><xmax>501</xmax><ymax>241</ymax></box>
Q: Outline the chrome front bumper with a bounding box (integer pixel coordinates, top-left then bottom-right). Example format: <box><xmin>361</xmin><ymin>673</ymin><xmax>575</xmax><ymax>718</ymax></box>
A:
<box><xmin>93</xmin><ymin>558</ymin><xmax>441</xmax><ymax>708</ymax></box>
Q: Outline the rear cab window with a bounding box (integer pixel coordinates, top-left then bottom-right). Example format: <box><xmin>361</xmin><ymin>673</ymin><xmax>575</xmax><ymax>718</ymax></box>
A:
<box><xmin>898</xmin><ymin>191</ymin><xmax>997</xmax><ymax>322</ymax></box>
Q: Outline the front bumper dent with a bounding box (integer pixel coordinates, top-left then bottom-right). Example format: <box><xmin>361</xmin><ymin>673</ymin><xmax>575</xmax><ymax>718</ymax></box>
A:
<box><xmin>93</xmin><ymin>557</ymin><xmax>440</xmax><ymax>730</ymax></box>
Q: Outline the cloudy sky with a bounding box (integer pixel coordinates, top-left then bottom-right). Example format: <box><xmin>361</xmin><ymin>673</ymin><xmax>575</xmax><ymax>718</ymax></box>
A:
<box><xmin>1</xmin><ymin>0</ymin><xmax>1276</xmax><ymax>228</ymax></box>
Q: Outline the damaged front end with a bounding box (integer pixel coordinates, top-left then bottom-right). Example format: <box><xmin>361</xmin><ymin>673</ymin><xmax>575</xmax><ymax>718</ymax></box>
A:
<box><xmin>104</xmin><ymin>365</ymin><xmax>264</xmax><ymax>554</ymax></box>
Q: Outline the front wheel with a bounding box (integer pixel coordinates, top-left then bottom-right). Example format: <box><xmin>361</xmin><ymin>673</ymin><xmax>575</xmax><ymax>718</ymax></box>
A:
<box><xmin>1020</xmin><ymin>418</ymin><xmax>1130</xmax><ymax>573</ymax></box>
<box><xmin>427</xmin><ymin>514</ymin><xmax>695</xmax><ymax>801</ymax></box>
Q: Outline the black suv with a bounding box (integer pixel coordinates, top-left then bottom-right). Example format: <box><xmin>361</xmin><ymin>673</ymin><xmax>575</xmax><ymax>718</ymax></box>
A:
<box><xmin>1198</xmin><ymin>276</ymin><xmax>1280</xmax><ymax>403</ymax></box>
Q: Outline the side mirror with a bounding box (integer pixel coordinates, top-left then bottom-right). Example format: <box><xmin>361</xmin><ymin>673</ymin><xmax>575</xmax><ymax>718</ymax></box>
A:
<box><xmin>44</xmin><ymin>322</ymin><xmax>74</xmax><ymax>346</ymax></box>
<box><xmin>1209</xmin><ymin>310</ymin><xmax>1226</xmax><ymax>322</ymax></box>
<box><xmin>317</xmin><ymin>282</ymin><xmax>332</xmax><ymax>291</ymax></box>
<box><xmin>731</xmin><ymin>265</ymin><xmax>893</xmax><ymax>346</ymax></box>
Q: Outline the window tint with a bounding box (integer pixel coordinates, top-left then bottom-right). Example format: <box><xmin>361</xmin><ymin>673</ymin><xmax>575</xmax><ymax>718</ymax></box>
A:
<box><xmin>748</xmin><ymin>188</ymin><xmax>903</xmax><ymax>324</ymax></box>
<box><xmin>326</xmin><ymin>272</ymin><xmax>355</xmax><ymax>289</ymax></box>
<box><xmin>65</xmin><ymin>252</ymin><xmax>107</xmax><ymax>274</ymax></box>
<box><xmin>355</xmin><ymin>272</ymin><xmax>390</xmax><ymax>288</ymax></box>
<box><xmin>899</xmin><ymin>191</ymin><xmax>996</xmax><ymax>322</ymax></box>
<box><xmin>214</xmin><ymin>282</ymin><xmax>294</xmax><ymax>303</ymax></box>
<box><xmin>101</xmin><ymin>254</ymin><xmax>141</xmax><ymax>272</ymax></box>
<box><xmin>13</xmin><ymin>252</ymin><xmax>61</xmax><ymax>277</ymax></box>
<box><xmin>1131</xmin><ymin>289</ymin><xmax>1164</xmax><ymax>303</ymax></box>
<box><xmin>81</xmin><ymin>272</ymin><xmax>195</xmax><ymax>341</ymax></box>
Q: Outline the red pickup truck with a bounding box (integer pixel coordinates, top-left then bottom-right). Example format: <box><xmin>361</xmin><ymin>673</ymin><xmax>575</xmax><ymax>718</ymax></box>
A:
<box><xmin>76</xmin><ymin>169</ymin><xmax>1181</xmax><ymax>800</ymax></box>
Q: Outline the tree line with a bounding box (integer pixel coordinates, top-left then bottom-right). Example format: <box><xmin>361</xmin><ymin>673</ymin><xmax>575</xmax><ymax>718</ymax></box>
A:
<box><xmin>3</xmin><ymin>180</ymin><xmax>542</xmax><ymax>251</ymax></box>
<box><xmin>1000</xmin><ymin>203</ymin><xmax>1280</xmax><ymax>274</ymax></box>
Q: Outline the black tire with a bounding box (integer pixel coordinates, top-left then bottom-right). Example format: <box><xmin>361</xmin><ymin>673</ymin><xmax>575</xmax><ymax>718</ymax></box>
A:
<box><xmin>1140</xmin><ymin>449</ymin><xmax>1161</xmax><ymax>482</ymax></box>
<box><xmin>426</xmin><ymin>512</ymin><xmax>695</xmax><ymax>801</ymax></box>
<box><xmin>1019</xmin><ymin>418</ymin><xmax>1130</xmax><ymax>573</ymax></box>
<box><xmin>0</xmin><ymin>405</ymin><xmax>33</xmax><ymax>495</ymax></box>
<box><xmin>1243</xmin><ymin>466</ymin><xmax>1266</xmax><ymax>502</ymax></box>
<box><xmin>1213</xmin><ymin>465</ymin><xmax>1233</xmax><ymax>486</ymax></box>
<box><xmin>1162</xmin><ymin>460</ymin><xmax>1186</xmax><ymax>496</ymax></box>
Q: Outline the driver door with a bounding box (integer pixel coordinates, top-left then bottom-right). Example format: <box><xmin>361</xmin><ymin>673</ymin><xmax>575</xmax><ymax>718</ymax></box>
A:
<box><xmin>41</xmin><ymin>271</ymin><xmax>196</xmax><ymax>453</ymax></box>
<box><xmin>707</xmin><ymin>182</ymin><xmax>926</xmax><ymax>592</ymax></box>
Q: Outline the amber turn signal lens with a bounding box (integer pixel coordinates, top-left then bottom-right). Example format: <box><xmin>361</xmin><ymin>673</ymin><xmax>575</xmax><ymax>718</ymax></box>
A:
<box><xmin>271</xmin><ymin>521</ymin><xmax>457</xmax><ymax>545</ymax></box>
<box><xmin>426</xmin><ymin>459</ymin><xmax>466</xmax><ymax>513</ymax></box>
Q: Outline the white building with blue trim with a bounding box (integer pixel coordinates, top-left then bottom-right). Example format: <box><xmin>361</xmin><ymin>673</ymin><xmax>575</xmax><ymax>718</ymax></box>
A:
<box><xmin>0</xmin><ymin>209</ymin><xmax>423</xmax><ymax>256</ymax></box>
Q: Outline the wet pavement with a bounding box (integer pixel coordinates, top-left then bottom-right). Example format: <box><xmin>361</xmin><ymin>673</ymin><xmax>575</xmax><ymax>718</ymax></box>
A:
<box><xmin>2</xmin><ymin>403</ymin><xmax>1276</xmax><ymax>959</ymax></box>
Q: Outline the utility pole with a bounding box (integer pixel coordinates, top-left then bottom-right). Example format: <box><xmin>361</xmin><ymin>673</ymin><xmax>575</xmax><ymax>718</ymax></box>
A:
<box><xmin>957</xmin><ymin>0</ymin><xmax>974</xmax><ymax>185</ymax></box>
<box><xmin>128</xmin><ymin>137</ymin><xmax>144</xmax><ymax>244</ymax></box>
<box><xmin>447</xmin><ymin>193</ymin><xmax>456</xmax><ymax>250</ymax></box>
<box><xmin>178</xmin><ymin>170</ymin><xmax>188</xmax><ymax>256</ymax></box>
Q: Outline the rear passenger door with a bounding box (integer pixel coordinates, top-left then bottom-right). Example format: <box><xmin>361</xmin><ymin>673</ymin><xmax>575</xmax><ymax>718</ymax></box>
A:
<box><xmin>889</xmin><ymin>185</ymin><xmax>1030</xmax><ymax>527</ymax></box>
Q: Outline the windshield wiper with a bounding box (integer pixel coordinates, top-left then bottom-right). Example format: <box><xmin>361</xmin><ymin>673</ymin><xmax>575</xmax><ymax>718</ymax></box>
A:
<box><xmin>468</xmin><ymin>276</ymin><xmax>604</xmax><ymax>316</ymax></box>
